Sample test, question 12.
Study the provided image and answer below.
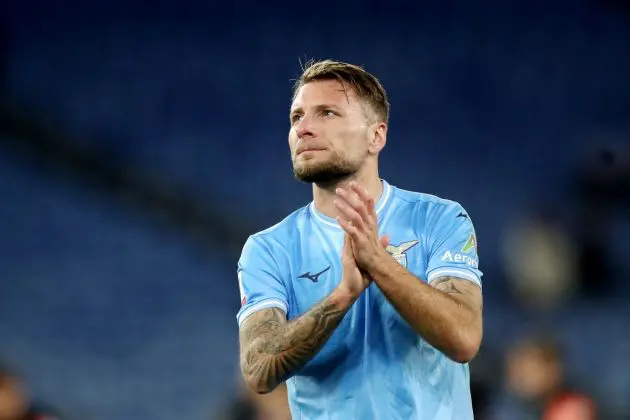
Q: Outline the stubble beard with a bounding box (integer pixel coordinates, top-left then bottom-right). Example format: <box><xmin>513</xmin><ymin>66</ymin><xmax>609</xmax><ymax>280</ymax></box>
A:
<box><xmin>293</xmin><ymin>154</ymin><xmax>359</xmax><ymax>185</ymax></box>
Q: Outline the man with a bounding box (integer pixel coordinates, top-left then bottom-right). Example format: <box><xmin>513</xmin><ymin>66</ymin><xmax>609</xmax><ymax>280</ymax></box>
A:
<box><xmin>486</xmin><ymin>336</ymin><xmax>597</xmax><ymax>420</ymax></box>
<box><xmin>236</xmin><ymin>60</ymin><xmax>483</xmax><ymax>419</ymax></box>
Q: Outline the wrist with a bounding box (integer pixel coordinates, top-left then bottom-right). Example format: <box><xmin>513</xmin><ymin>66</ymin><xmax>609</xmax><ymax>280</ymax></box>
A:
<box><xmin>331</xmin><ymin>285</ymin><xmax>359</xmax><ymax>308</ymax></box>
<box><xmin>363</xmin><ymin>248</ymin><xmax>390</xmax><ymax>275</ymax></box>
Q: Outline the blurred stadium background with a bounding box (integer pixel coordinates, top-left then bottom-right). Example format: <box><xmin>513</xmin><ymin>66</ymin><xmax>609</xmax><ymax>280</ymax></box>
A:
<box><xmin>1</xmin><ymin>0</ymin><xmax>629</xmax><ymax>419</ymax></box>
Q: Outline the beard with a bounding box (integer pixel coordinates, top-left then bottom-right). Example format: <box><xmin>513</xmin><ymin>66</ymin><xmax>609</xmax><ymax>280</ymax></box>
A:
<box><xmin>293</xmin><ymin>153</ymin><xmax>360</xmax><ymax>184</ymax></box>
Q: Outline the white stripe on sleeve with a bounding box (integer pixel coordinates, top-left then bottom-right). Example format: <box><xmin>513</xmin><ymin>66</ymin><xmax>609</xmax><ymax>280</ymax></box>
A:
<box><xmin>237</xmin><ymin>298</ymin><xmax>288</xmax><ymax>327</ymax></box>
<box><xmin>427</xmin><ymin>268</ymin><xmax>481</xmax><ymax>287</ymax></box>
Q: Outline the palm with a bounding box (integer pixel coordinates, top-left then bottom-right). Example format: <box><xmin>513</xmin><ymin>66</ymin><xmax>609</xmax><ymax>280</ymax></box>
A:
<box><xmin>341</xmin><ymin>236</ymin><xmax>370</xmax><ymax>293</ymax></box>
<box><xmin>341</xmin><ymin>234</ymin><xmax>390</xmax><ymax>296</ymax></box>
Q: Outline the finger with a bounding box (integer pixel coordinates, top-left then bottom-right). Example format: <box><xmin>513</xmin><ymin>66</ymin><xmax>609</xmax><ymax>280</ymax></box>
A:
<box><xmin>343</xmin><ymin>234</ymin><xmax>353</xmax><ymax>257</ymax></box>
<box><xmin>349</xmin><ymin>183</ymin><xmax>376</xmax><ymax>222</ymax></box>
<box><xmin>379</xmin><ymin>235</ymin><xmax>390</xmax><ymax>248</ymax></box>
<box><xmin>336</xmin><ymin>187</ymin><xmax>370</xmax><ymax>223</ymax></box>
<box><xmin>349</xmin><ymin>182</ymin><xmax>374</xmax><ymax>210</ymax></box>
<box><xmin>334</xmin><ymin>199</ymin><xmax>365</xmax><ymax>231</ymax></box>
<box><xmin>337</xmin><ymin>216</ymin><xmax>361</xmax><ymax>240</ymax></box>
<box><xmin>366</xmin><ymin>196</ymin><xmax>376</xmax><ymax>222</ymax></box>
<box><xmin>341</xmin><ymin>235</ymin><xmax>351</xmax><ymax>257</ymax></box>
<box><xmin>349</xmin><ymin>181</ymin><xmax>370</xmax><ymax>203</ymax></box>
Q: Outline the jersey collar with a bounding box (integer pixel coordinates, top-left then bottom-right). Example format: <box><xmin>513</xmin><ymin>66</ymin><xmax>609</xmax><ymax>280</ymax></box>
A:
<box><xmin>310</xmin><ymin>179</ymin><xmax>392</xmax><ymax>229</ymax></box>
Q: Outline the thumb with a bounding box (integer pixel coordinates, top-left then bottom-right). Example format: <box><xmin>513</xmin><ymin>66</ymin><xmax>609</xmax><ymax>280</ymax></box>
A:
<box><xmin>379</xmin><ymin>235</ymin><xmax>390</xmax><ymax>248</ymax></box>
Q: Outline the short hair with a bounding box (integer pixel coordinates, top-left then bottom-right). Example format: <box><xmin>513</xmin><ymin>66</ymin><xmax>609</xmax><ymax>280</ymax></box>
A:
<box><xmin>293</xmin><ymin>59</ymin><xmax>390</xmax><ymax>123</ymax></box>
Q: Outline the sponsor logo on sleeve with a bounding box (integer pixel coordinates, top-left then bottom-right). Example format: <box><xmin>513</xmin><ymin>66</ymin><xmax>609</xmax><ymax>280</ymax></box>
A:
<box><xmin>461</xmin><ymin>233</ymin><xmax>477</xmax><ymax>254</ymax></box>
<box><xmin>440</xmin><ymin>250</ymin><xmax>478</xmax><ymax>268</ymax></box>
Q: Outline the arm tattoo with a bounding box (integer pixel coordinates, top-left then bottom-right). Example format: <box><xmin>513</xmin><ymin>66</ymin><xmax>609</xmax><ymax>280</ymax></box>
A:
<box><xmin>432</xmin><ymin>277</ymin><xmax>465</xmax><ymax>295</ymax></box>
<box><xmin>431</xmin><ymin>276</ymin><xmax>483</xmax><ymax>313</ymax></box>
<box><xmin>239</xmin><ymin>294</ymin><xmax>349</xmax><ymax>393</ymax></box>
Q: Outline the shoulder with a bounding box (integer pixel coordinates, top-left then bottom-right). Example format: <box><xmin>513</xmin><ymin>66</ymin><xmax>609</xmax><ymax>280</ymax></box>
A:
<box><xmin>241</xmin><ymin>204</ymin><xmax>310</xmax><ymax>255</ymax></box>
<box><xmin>388</xmin><ymin>183</ymin><xmax>468</xmax><ymax>222</ymax></box>
<box><xmin>238</xmin><ymin>204</ymin><xmax>311</xmax><ymax>271</ymax></box>
<box><xmin>250</xmin><ymin>204</ymin><xmax>309</xmax><ymax>241</ymax></box>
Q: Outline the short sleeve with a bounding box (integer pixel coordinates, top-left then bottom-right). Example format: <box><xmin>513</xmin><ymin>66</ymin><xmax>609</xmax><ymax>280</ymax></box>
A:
<box><xmin>236</xmin><ymin>236</ymin><xmax>289</xmax><ymax>327</ymax></box>
<box><xmin>425</xmin><ymin>202</ymin><xmax>483</xmax><ymax>288</ymax></box>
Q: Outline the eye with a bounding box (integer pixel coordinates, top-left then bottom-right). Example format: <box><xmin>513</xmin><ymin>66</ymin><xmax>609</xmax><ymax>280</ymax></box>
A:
<box><xmin>290</xmin><ymin>114</ymin><xmax>303</xmax><ymax>124</ymax></box>
<box><xmin>321</xmin><ymin>109</ymin><xmax>336</xmax><ymax>118</ymax></box>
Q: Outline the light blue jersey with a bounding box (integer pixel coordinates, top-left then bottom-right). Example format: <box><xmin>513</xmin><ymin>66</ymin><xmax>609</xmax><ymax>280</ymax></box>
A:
<box><xmin>236</xmin><ymin>180</ymin><xmax>482</xmax><ymax>420</ymax></box>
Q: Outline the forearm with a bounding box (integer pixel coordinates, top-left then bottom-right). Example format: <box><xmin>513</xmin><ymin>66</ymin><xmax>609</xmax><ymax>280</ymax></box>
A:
<box><xmin>240</xmin><ymin>288</ymin><xmax>354</xmax><ymax>393</ymax></box>
<box><xmin>366</xmin><ymin>252</ymin><xmax>482</xmax><ymax>362</ymax></box>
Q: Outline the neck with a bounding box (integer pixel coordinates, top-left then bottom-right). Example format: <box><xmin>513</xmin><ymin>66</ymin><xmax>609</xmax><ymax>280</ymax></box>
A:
<box><xmin>312</xmin><ymin>170</ymin><xmax>384</xmax><ymax>220</ymax></box>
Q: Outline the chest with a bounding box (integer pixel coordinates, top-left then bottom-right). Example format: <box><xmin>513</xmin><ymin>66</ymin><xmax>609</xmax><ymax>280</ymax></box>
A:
<box><xmin>283</xmin><ymin>222</ymin><xmax>430</xmax><ymax>373</ymax></box>
<box><xmin>285</xmin><ymin>222</ymin><xmax>428</xmax><ymax>319</ymax></box>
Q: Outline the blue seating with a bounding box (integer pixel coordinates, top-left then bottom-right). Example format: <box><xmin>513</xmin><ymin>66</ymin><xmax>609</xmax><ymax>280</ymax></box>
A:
<box><xmin>2</xmin><ymin>0</ymin><xmax>630</xmax><ymax>417</ymax></box>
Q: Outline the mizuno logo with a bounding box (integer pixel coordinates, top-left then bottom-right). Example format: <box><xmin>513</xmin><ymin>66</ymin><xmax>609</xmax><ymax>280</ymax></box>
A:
<box><xmin>298</xmin><ymin>266</ymin><xmax>331</xmax><ymax>283</ymax></box>
<box><xmin>457</xmin><ymin>212</ymin><xmax>469</xmax><ymax>219</ymax></box>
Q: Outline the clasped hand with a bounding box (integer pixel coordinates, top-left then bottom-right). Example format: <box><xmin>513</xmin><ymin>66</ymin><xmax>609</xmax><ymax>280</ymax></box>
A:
<box><xmin>334</xmin><ymin>181</ymin><xmax>388</xmax><ymax>271</ymax></box>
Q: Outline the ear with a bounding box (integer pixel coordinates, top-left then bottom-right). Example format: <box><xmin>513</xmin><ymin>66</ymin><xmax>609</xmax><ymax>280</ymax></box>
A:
<box><xmin>368</xmin><ymin>122</ymin><xmax>387</xmax><ymax>155</ymax></box>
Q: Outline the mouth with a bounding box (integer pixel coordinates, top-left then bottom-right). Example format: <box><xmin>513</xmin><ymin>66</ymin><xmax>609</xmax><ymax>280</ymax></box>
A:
<box><xmin>297</xmin><ymin>148</ymin><xmax>326</xmax><ymax>156</ymax></box>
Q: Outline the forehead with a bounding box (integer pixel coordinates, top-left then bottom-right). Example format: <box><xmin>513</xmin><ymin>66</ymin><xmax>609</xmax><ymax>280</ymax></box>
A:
<box><xmin>291</xmin><ymin>79</ymin><xmax>361</xmax><ymax>110</ymax></box>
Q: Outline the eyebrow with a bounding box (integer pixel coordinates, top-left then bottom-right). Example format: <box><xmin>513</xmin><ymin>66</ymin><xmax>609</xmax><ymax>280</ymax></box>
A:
<box><xmin>290</xmin><ymin>104</ymin><xmax>342</xmax><ymax>116</ymax></box>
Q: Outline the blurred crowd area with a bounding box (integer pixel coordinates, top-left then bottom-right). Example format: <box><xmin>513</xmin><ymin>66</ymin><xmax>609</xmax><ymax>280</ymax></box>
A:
<box><xmin>1</xmin><ymin>1</ymin><xmax>630</xmax><ymax>419</ymax></box>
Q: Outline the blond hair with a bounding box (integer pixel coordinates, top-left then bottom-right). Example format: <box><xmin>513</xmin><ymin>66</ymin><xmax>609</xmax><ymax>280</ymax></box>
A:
<box><xmin>293</xmin><ymin>59</ymin><xmax>390</xmax><ymax>123</ymax></box>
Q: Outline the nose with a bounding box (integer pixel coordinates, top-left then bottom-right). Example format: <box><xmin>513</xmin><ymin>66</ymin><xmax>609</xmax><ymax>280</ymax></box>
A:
<box><xmin>295</xmin><ymin>116</ymin><xmax>315</xmax><ymax>139</ymax></box>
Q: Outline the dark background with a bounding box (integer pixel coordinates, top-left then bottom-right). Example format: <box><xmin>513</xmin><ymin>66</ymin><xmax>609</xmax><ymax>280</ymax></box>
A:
<box><xmin>0</xmin><ymin>1</ymin><xmax>629</xmax><ymax>419</ymax></box>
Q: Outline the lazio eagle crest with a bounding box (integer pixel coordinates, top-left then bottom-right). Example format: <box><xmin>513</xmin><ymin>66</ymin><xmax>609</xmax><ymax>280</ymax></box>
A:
<box><xmin>385</xmin><ymin>240</ymin><xmax>419</xmax><ymax>268</ymax></box>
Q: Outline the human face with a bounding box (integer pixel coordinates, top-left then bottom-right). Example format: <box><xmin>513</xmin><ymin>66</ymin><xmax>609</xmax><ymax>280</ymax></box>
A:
<box><xmin>288</xmin><ymin>80</ymin><xmax>372</xmax><ymax>184</ymax></box>
<box><xmin>506</xmin><ymin>345</ymin><xmax>562</xmax><ymax>399</ymax></box>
